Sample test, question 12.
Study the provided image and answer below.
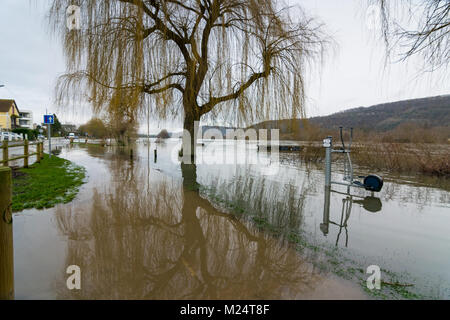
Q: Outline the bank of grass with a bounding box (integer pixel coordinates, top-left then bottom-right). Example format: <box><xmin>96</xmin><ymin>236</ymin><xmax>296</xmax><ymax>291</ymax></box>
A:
<box><xmin>12</xmin><ymin>154</ymin><xmax>86</xmax><ymax>212</ymax></box>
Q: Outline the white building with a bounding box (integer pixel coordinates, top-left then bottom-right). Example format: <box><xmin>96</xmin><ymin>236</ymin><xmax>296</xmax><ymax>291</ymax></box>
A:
<box><xmin>19</xmin><ymin>109</ymin><xmax>33</xmax><ymax>129</ymax></box>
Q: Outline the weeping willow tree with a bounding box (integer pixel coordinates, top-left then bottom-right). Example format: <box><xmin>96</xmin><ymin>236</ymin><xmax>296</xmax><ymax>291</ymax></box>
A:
<box><xmin>373</xmin><ymin>0</ymin><xmax>449</xmax><ymax>72</ymax></box>
<box><xmin>49</xmin><ymin>0</ymin><xmax>326</xmax><ymax>156</ymax></box>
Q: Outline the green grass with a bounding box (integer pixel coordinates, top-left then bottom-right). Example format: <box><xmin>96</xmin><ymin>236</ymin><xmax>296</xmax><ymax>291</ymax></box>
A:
<box><xmin>12</xmin><ymin>154</ymin><xmax>86</xmax><ymax>212</ymax></box>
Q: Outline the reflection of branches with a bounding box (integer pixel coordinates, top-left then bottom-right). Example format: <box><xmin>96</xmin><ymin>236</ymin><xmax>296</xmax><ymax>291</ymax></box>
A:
<box><xmin>54</xmin><ymin>155</ymin><xmax>325</xmax><ymax>299</ymax></box>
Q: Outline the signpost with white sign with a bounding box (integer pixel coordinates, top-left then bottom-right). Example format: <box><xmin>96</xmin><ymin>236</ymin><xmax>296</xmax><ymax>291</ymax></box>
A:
<box><xmin>44</xmin><ymin>115</ymin><xmax>54</xmax><ymax>158</ymax></box>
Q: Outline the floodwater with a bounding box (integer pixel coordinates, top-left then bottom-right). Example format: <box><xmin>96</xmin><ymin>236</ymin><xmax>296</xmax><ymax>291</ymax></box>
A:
<box><xmin>12</xmin><ymin>139</ymin><xmax>450</xmax><ymax>299</ymax></box>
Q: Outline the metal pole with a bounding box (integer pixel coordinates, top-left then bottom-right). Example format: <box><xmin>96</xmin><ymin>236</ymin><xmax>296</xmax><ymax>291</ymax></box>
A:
<box><xmin>320</xmin><ymin>186</ymin><xmax>331</xmax><ymax>236</ymax></box>
<box><xmin>48</xmin><ymin>123</ymin><xmax>51</xmax><ymax>159</ymax></box>
<box><xmin>324</xmin><ymin>136</ymin><xmax>332</xmax><ymax>188</ymax></box>
<box><xmin>322</xmin><ymin>136</ymin><xmax>332</xmax><ymax>236</ymax></box>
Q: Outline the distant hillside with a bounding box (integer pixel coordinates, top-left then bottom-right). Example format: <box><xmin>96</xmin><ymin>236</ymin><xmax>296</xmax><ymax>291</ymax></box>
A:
<box><xmin>250</xmin><ymin>95</ymin><xmax>450</xmax><ymax>133</ymax></box>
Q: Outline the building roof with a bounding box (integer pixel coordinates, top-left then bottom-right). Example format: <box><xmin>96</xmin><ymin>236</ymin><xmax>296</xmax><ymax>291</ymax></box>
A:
<box><xmin>0</xmin><ymin>99</ymin><xmax>19</xmax><ymax>113</ymax></box>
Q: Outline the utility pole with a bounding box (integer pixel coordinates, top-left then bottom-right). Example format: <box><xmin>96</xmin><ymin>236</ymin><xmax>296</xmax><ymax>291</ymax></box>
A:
<box><xmin>323</xmin><ymin>136</ymin><xmax>332</xmax><ymax>188</ymax></box>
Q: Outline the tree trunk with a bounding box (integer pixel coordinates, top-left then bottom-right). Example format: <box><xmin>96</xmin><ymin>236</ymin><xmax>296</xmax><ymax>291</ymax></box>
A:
<box><xmin>181</xmin><ymin>163</ymin><xmax>199</xmax><ymax>191</ymax></box>
<box><xmin>182</xmin><ymin>110</ymin><xmax>200</xmax><ymax>163</ymax></box>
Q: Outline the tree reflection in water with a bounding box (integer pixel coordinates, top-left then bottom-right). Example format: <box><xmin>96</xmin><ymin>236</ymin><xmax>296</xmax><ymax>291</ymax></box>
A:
<box><xmin>53</xmin><ymin>148</ymin><xmax>361</xmax><ymax>299</ymax></box>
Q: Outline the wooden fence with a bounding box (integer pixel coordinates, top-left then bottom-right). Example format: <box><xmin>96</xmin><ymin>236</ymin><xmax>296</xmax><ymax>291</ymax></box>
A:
<box><xmin>1</xmin><ymin>140</ymin><xmax>44</xmax><ymax>168</ymax></box>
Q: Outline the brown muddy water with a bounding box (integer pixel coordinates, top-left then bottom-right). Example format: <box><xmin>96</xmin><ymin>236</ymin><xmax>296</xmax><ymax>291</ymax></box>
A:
<box><xmin>12</xmin><ymin>139</ymin><xmax>450</xmax><ymax>299</ymax></box>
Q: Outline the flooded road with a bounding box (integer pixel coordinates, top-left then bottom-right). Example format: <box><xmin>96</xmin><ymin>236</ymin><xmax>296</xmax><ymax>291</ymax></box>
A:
<box><xmin>13</xmin><ymin>140</ymin><xmax>450</xmax><ymax>299</ymax></box>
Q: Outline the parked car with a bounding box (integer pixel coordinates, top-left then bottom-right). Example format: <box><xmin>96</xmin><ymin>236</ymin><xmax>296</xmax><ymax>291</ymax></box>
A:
<box><xmin>0</xmin><ymin>132</ymin><xmax>22</xmax><ymax>141</ymax></box>
<box><xmin>13</xmin><ymin>133</ymin><xmax>23</xmax><ymax>140</ymax></box>
<box><xmin>66</xmin><ymin>132</ymin><xmax>79</xmax><ymax>139</ymax></box>
<box><xmin>0</xmin><ymin>131</ymin><xmax>25</xmax><ymax>140</ymax></box>
<box><xmin>0</xmin><ymin>132</ymin><xmax>10</xmax><ymax>140</ymax></box>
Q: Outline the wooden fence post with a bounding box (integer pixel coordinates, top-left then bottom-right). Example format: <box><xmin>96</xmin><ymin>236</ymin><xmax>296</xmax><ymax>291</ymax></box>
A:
<box><xmin>2</xmin><ymin>140</ymin><xmax>8</xmax><ymax>167</ymax></box>
<box><xmin>36</xmin><ymin>142</ymin><xmax>41</xmax><ymax>163</ymax></box>
<box><xmin>0</xmin><ymin>166</ymin><xmax>14</xmax><ymax>300</ymax></box>
<box><xmin>24</xmin><ymin>139</ymin><xmax>29</xmax><ymax>168</ymax></box>
<box><xmin>40</xmin><ymin>142</ymin><xmax>44</xmax><ymax>160</ymax></box>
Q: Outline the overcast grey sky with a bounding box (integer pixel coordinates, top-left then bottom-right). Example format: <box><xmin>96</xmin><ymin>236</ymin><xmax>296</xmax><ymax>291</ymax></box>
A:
<box><xmin>0</xmin><ymin>0</ymin><xmax>448</xmax><ymax>133</ymax></box>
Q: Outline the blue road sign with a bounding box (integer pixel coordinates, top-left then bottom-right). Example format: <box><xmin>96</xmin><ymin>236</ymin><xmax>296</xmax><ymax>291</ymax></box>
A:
<box><xmin>44</xmin><ymin>114</ymin><xmax>54</xmax><ymax>124</ymax></box>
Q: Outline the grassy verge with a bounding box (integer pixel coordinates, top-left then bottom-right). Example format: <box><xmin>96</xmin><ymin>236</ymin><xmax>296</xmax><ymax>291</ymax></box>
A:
<box><xmin>12</xmin><ymin>154</ymin><xmax>86</xmax><ymax>212</ymax></box>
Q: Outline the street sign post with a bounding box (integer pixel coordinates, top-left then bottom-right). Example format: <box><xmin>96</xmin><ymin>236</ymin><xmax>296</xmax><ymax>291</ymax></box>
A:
<box><xmin>44</xmin><ymin>115</ymin><xmax>54</xmax><ymax>158</ymax></box>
